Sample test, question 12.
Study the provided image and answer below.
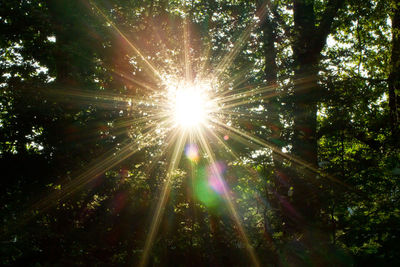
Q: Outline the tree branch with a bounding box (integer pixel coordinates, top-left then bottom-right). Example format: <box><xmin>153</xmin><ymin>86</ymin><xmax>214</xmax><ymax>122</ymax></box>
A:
<box><xmin>314</xmin><ymin>0</ymin><xmax>345</xmax><ymax>53</ymax></box>
<box><xmin>268</xmin><ymin>2</ymin><xmax>291</xmax><ymax>38</ymax></box>
<box><xmin>257</xmin><ymin>0</ymin><xmax>291</xmax><ymax>39</ymax></box>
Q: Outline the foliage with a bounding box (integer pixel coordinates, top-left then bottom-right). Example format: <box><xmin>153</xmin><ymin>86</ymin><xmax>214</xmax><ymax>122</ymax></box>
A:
<box><xmin>1</xmin><ymin>0</ymin><xmax>399</xmax><ymax>266</ymax></box>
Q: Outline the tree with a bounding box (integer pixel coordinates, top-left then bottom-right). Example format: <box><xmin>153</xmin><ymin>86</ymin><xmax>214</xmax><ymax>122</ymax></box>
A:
<box><xmin>389</xmin><ymin>0</ymin><xmax>400</xmax><ymax>141</ymax></box>
<box><xmin>1</xmin><ymin>0</ymin><xmax>399</xmax><ymax>266</ymax></box>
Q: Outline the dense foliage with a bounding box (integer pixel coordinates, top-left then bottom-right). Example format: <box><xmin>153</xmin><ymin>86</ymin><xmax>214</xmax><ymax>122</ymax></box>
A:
<box><xmin>1</xmin><ymin>0</ymin><xmax>399</xmax><ymax>266</ymax></box>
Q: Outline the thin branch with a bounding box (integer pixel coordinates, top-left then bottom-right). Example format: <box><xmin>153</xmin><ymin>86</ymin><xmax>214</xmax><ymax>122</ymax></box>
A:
<box><xmin>314</xmin><ymin>0</ymin><xmax>345</xmax><ymax>52</ymax></box>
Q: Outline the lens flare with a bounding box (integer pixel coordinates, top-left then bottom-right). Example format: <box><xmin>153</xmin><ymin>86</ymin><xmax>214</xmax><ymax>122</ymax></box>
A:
<box><xmin>194</xmin><ymin>166</ymin><xmax>221</xmax><ymax>208</ymax></box>
<box><xmin>208</xmin><ymin>161</ymin><xmax>227</xmax><ymax>194</ymax></box>
<box><xmin>185</xmin><ymin>143</ymin><xmax>199</xmax><ymax>162</ymax></box>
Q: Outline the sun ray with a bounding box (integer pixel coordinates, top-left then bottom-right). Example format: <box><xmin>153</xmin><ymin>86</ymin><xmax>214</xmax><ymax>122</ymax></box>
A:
<box><xmin>215</xmin><ymin>74</ymin><xmax>321</xmax><ymax>111</ymax></box>
<box><xmin>203</xmin><ymin>126</ymin><xmax>241</xmax><ymax>162</ymax></box>
<box><xmin>112</xmin><ymin>113</ymin><xmax>170</xmax><ymax>131</ymax></box>
<box><xmin>218</xmin><ymin>92</ymin><xmax>279</xmax><ymax>112</ymax></box>
<box><xmin>210</xmin><ymin>118</ymin><xmax>354</xmax><ymax>190</ymax></box>
<box><xmin>183</xmin><ymin>18</ymin><xmax>192</xmax><ymax>81</ymax></box>
<box><xmin>208</xmin><ymin>3</ymin><xmax>267</xmax><ymax>85</ymax></box>
<box><xmin>139</xmin><ymin>129</ymin><xmax>188</xmax><ymax>267</ymax></box>
<box><xmin>204</xmin><ymin>126</ymin><xmax>280</xmax><ymax>251</ymax></box>
<box><xmin>32</xmin><ymin>87</ymin><xmax>138</xmax><ymax>109</ymax></box>
<box><xmin>195</xmin><ymin>127</ymin><xmax>260</xmax><ymax>267</ymax></box>
<box><xmin>90</xmin><ymin>1</ymin><xmax>163</xmax><ymax>81</ymax></box>
<box><xmin>10</xmin><ymin>115</ymin><xmax>175</xmax><ymax>239</ymax></box>
<box><xmin>213</xmin><ymin>65</ymin><xmax>257</xmax><ymax>99</ymax></box>
<box><xmin>215</xmin><ymin>83</ymin><xmax>277</xmax><ymax>106</ymax></box>
<box><xmin>33</xmin><ymin>125</ymin><xmax>162</xmax><ymax>209</ymax></box>
<box><xmin>215</xmin><ymin>77</ymin><xmax>327</xmax><ymax>114</ymax></box>
<box><xmin>198</xmin><ymin>39</ymin><xmax>212</xmax><ymax>81</ymax></box>
<box><xmin>215</xmin><ymin>109</ymin><xmax>273</xmax><ymax>121</ymax></box>
<box><xmin>108</xmin><ymin>68</ymin><xmax>159</xmax><ymax>93</ymax></box>
<box><xmin>17</xmin><ymin>139</ymin><xmax>141</xmax><ymax>233</ymax></box>
<box><xmin>146</xmin><ymin>19</ymin><xmax>182</xmax><ymax>76</ymax></box>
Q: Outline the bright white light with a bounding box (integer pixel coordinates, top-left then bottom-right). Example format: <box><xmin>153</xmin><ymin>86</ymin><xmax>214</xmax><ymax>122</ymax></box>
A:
<box><xmin>47</xmin><ymin>36</ymin><xmax>56</xmax><ymax>43</ymax></box>
<box><xmin>173</xmin><ymin>85</ymin><xmax>208</xmax><ymax>128</ymax></box>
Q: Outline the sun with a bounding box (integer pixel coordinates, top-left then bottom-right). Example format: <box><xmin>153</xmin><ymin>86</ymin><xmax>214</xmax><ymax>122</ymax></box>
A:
<box><xmin>174</xmin><ymin>87</ymin><xmax>206</xmax><ymax>127</ymax></box>
<box><xmin>170</xmin><ymin>82</ymin><xmax>212</xmax><ymax>129</ymax></box>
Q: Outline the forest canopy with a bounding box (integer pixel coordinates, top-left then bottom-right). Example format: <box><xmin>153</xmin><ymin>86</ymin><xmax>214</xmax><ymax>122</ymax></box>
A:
<box><xmin>1</xmin><ymin>0</ymin><xmax>399</xmax><ymax>266</ymax></box>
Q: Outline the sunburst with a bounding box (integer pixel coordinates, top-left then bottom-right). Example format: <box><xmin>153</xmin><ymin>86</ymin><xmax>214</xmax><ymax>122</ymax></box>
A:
<box><xmin>22</xmin><ymin>2</ymin><xmax>352</xmax><ymax>267</ymax></box>
<box><xmin>166</xmin><ymin>80</ymin><xmax>215</xmax><ymax>129</ymax></box>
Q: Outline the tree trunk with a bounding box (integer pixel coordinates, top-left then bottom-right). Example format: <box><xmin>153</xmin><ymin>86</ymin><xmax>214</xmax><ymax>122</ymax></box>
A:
<box><xmin>389</xmin><ymin>1</ymin><xmax>400</xmax><ymax>143</ymax></box>
<box><xmin>287</xmin><ymin>4</ymin><xmax>345</xmax><ymax>261</ymax></box>
<box><xmin>291</xmin><ymin>0</ymin><xmax>344</xmax><ymax>221</ymax></box>
<box><xmin>259</xmin><ymin>0</ymin><xmax>282</xmax><ymax>250</ymax></box>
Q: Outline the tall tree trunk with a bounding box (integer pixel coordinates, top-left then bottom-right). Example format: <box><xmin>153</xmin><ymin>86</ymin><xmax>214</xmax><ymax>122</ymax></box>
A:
<box><xmin>47</xmin><ymin>0</ymin><xmax>79</xmax><ymax>173</ymax></box>
<box><xmin>292</xmin><ymin>0</ymin><xmax>320</xmax><ymax>222</ymax></box>
<box><xmin>290</xmin><ymin>1</ymin><xmax>344</xmax><ymax>256</ymax></box>
<box><xmin>259</xmin><ymin>2</ymin><xmax>281</xmax><ymax>256</ymax></box>
<box><xmin>262</xmin><ymin>5</ymin><xmax>280</xmax><ymax>163</ymax></box>
<box><xmin>389</xmin><ymin>0</ymin><xmax>400</xmax><ymax>143</ymax></box>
